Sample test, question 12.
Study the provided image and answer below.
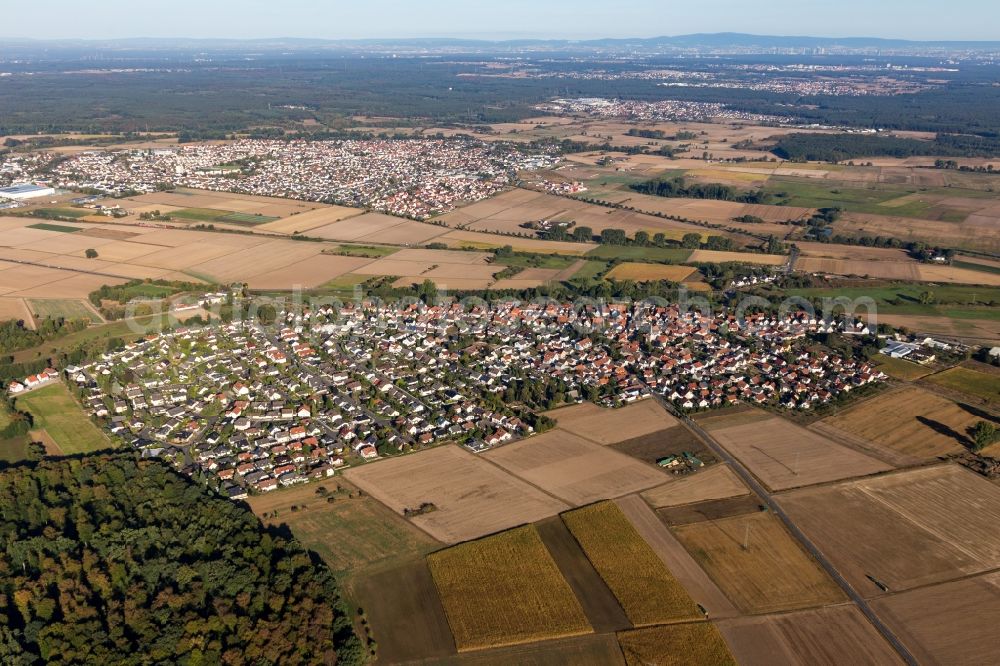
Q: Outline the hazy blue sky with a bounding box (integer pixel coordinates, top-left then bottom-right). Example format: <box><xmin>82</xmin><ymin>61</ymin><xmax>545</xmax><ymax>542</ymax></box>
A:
<box><xmin>4</xmin><ymin>0</ymin><xmax>998</xmax><ymax>41</ymax></box>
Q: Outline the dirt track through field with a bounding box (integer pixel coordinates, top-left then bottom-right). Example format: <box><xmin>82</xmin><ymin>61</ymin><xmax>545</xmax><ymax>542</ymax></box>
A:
<box><xmin>614</xmin><ymin>495</ymin><xmax>740</xmax><ymax>620</ymax></box>
<box><xmin>536</xmin><ymin>517</ymin><xmax>632</xmax><ymax>634</ymax></box>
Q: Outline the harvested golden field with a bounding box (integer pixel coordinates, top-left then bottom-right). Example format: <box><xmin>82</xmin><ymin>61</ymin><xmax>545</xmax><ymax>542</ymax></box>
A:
<box><xmin>563</xmin><ymin>501</ymin><xmax>701</xmax><ymax>626</ymax></box>
<box><xmin>483</xmin><ymin>430</ymin><xmax>670</xmax><ymax>506</ymax></box>
<box><xmin>794</xmin><ymin>242</ymin><xmax>915</xmax><ymax>262</ymax></box>
<box><xmin>428</xmin><ymin>525</ymin><xmax>592</xmax><ymax>651</ymax></box>
<box><xmin>128</xmin><ymin>187</ymin><xmax>327</xmax><ymax>218</ymax></box>
<box><xmin>819</xmin><ymin>387</ymin><xmax>988</xmax><ymax>463</ymax></box>
<box><xmin>436</xmin><ymin>188</ymin><xmax>708</xmax><ymax>239</ymax></box>
<box><xmin>642</xmin><ymin>465</ymin><xmax>749</xmax><ymax>509</ymax></box>
<box><xmin>834</xmin><ymin>210</ymin><xmax>1000</xmax><ymax>254</ymax></box>
<box><xmin>703</xmin><ymin>411</ymin><xmax>891</xmax><ymax>491</ymax></box>
<box><xmin>717</xmin><ymin>605</ymin><xmax>904</xmax><ymax>666</ymax></box>
<box><xmin>688</xmin><ymin>250</ymin><xmax>787</xmax><ymax>266</ymax></box>
<box><xmin>0</xmin><ymin>297</ymin><xmax>31</xmax><ymax>323</ymax></box>
<box><xmin>796</xmin><ymin>256</ymin><xmax>1000</xmax><ymax>284</ymax></box>
<box><xmin>779</xmin><ymin>465</ymin><xmax>1000</xmax><ymax>596</ymax></box>
<box><xmin>673</xmin><ymin>512</ymin><xmax>845</xmax><ymax>614</ymax></box>
<box><xmin>256</xmin><ymin>205</ymin><xmax>363</xmax><ymax>233</ymax></box>
<box><xmin>617</xmin><ymin>623</ymin><xmax>735</xmax><ymax>666</ymax></box>
<box><xmin>606</xmin><ymin>262</ymin><xmax>697</xmax><ymax>282</ymax></box>
<box><xmin>243</xmin><ymin>254</ymin><xmax>375</xmax><ymax>290</ymax></box>
<box><xmin>544</xmin><ymin>400</ymin><xmax>679</xmax><ymax>445</ymax></box>
<box><xmin>871</xmin><ymin>572</ymin><xmax>1000</xmax><ymax>665</ymax></box>
<box><xmin>440</xmin><ymin>229</ymin><xmax>597</xmax><ymax>255</ymax></box>
<box><xmin>872</xmin><ymin>314</ymin><xmax>1000</xmax><ymax>346</ymax></box>
<box><xmin>307</xmin><ymin>212</ymin><xmax>447</xmax><ymax>245</ymax></box>
<box><xmin>343</xmin><ymin>445</ymin><xmax>568</xmax><ymax>544</ymax></box>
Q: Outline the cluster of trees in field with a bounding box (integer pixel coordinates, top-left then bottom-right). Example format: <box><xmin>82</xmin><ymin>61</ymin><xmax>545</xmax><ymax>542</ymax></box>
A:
<box><xmin>0</xmin><ymin>453</ymin><xmax>363</xmax><ymax>664</ymax></box>
<box><xmin>629</xmin><ymin>176</ymin><xmax>773</xmax><ymax>204</ymax></box>
<box><xmin>773</xmin><ymin>132</ymin><xmax>1000</xmax><ymax>162</ymax></box>
<box><xmin>0</xmin><ymin>318</ymin><xmax>89</xmax><ymax>356</ymax></box>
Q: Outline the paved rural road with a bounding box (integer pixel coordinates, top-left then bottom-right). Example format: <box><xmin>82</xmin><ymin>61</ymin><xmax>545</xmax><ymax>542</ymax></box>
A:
<box><xmin>651</xmin><ymin>393</ymin><xmax>919</xmax><ymax>666</ymax></box>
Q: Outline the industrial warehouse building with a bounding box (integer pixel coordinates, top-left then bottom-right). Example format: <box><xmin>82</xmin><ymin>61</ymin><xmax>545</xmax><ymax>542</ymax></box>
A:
<box><xmin>0</xmin><ymin>183</ymin><xmax>56</xmax><ymax>200</ymax></box>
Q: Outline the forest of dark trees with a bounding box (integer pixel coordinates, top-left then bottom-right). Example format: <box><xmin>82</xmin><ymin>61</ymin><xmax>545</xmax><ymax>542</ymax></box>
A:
<box><xmin>0</xmin><ymin>454</ymin><xmax>362</xmax><ymax>665</ymax></box>
<box><xmin>0</xmin><ymin>318</ymin><xmax>89</xmax><ymax>356</ymax></box>
<box><xmin>2</xmin><ymin>50</ymin><xmax>1000</xmax><ymax>137</ymax></box>
<box><xmin>772</xmin><ymin>132</ymin><xmax>1000</xmax><ymax>162</ymax></box>
<box><xmin>630</xmin><ymin>175</ymin><xmax>773</xmax><ymax>204</ymax></box>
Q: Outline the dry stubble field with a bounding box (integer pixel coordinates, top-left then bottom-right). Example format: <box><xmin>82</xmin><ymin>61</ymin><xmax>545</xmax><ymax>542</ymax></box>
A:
<box><xmin>616</xmin><ymin>623</ymin><xmax>736</xmax><ymax>666</ymax></box>
<box><xmin>777</xmin><ymin>464</ymin><xmax>1000</xmax><ymax>596</ymax></box>
<box><xmin>483</xmin><ymin>430</ymin><xmax>669</xmax><ymax>506</ymax></box>
<box><xmin>544</xmin><ymin>399</ymin><xmax>678</xmax><ymax>445</ymax></box>
<box><xmin>717</xmin><ymin>604</ymin><xmax>903</xmax><ymax>666</ymax></box>
<box><xmin>818</xmin><ymin>386</ymin><xmax>994</xmax><ymax>462</ymax></box>
<box><xmin>702</xmin><ymin>409</ymin><xmax>891</xmax><ymax>491</ymax></box>
<box><xmin>870</xmin><ymin>571</ymin><xmax>1000</xmax><ymax>665</ymax></box>
<box><xmin>642</xmin><ymin>464</ymin><xmax>749</xmax><ymax>509</ymax></box>
<box><xmin>427</xmin><ymin>525</ymin><xmax>592</xmax><ymax>651</ymax></box>
<box><xmin>673</xmin><ymin>511</ymin><xmax>846</xmax><ymax>614</ymax></box>
<box><xmin>342</xmin><ymin>444</ymin><xmax>569</xmax><ymax>543</ymax></box>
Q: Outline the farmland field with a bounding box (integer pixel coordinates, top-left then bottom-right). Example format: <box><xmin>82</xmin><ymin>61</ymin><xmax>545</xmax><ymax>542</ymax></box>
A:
<box><xmin>673</xmin><ymin>512</ymin><xmax>846</xmax><ymax>614</ymax></box>
<box><xmin>585</xmin><ymin>245</ymin><xmax>693</xmax><ymax>263</ymax></box>
<box><xmin>428</xmin><ymin>525</ymin><xmax>592</xmax><ymax>651</ymax></box>
<box><xmin>717</xmin><ymin>605</ymin><xmax>904</xmax><ymax>666</ymax></box>
<box><xmin>615</xmin><ymin>495</ymin><xmax>740</xmax><ymax>620</ymax></box>
<box><xmin>818</xmin><ymin>387</ymin><xmax>993</xmax><ymax>463</ymax></box>
<box><xmin>703</xmin><ymin>410</ymin><xmax>891</xmax><ymax>491</ymax></box>
<box><xmin>343</xmin><ymin>444</ymin><xmax>568</xmax><ymax>543</ymax></box>
<box><xmin>422</xmin><ymin>634</ymin><xmax>627</xmax><ymax>666</ymax></box>
<box><xmin>535</xmin><ymin>517</ymin><xmax>631</xmax><ymax>634</ymax></box>
<box><xmin>642</xmin><ymin>464</ymin><xmax>749</xmax><ymax>509</ymax></box>
<box><xmin>923</xmin><ymin>366</ymin><xmax>1000</xmax><ymax>406</ymax></box>
<box><xmin>348</xmin><ymin>558</ymin><xmax>456</xmax><ymax>663</ymax></box>
<box><xmin>15</xmin><ymin>382</ymin><xmax>111</xmax><ymax>455</ymax></box>
<box><xmin>545</xmin><ymin>400</ymin><xmax>678</xmax><ymax>445</ymax></box>
<box><xmin>873</xmin><ymin>355</ymin><xmax>933</xmax><ymax>381</ymax></box>
<box><xmin>483</xmin><ymin>430</ymin><xmax>669</xmax><ymax>506</ymax></box>
<box><xmin>778</xmin><ymin>465</ymin><xmax>1000</xmax><ymax>595</ymax></box>
<box><xmin>617</xmin><ymin>623</ymin><xmax>735</xmax><ymax>666</ymax></box>
<box><xmin>606</xmin><ymin>263</ymin><xmax>697</xmax><ymax>282</ymax></box>
<box><xmin>562</xmin><ymin>501</ymin><xmax>701</xmax><ymax>626</ymax></box>
<box><xmin>871</xmin><ymin>572</ymin><xmax>1000</xmax><ymax>665</ymax></box>
<box><xmin>26</xmin><ymin>298</ymin><xmax>101</xmax><ymax>322</ymax></box>
<box><xmin>247</xmin><ymin>480</ymin><xmax>440</xmax><ymax>578</ymax></box>
<box><xmin>27</xmin><ymin>222</ymin><xmax>83</xmax><ymax>232</ymax></box>
<box><xmin>688</xmin><ymin>250</ymin><xmax>787</xmax><ymax>266</ymax></box>
<box><xmin>611</xmin><ymin>425</ymin><xmax>716</xmax><ymax>467</ymax></box>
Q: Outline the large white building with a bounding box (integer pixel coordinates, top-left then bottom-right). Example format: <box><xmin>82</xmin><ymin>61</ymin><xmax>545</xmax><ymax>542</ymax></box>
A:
<box><xmin>0</xmin><ymin>183</ymin><xmax>56</xmax><ymax>200</ymax></box>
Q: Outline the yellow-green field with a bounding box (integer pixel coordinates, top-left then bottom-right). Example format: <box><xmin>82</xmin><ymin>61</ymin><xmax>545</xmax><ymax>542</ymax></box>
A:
<box><xmin>427</xmin><ymin>525</ymin><xmax>592</xmax><ymax>651</ymax></box>
<box><xmin>563</xmin><ymin>501</ymin><xmax>700</xmax><ymax>626</ymax></box>
<box><xmin>617</xmin><ymin>623</ymin><xmax>736</xmax><ymax>666</ymax></box>
<box><xmin>924</xmin><ymin>366</ymin><xmax>1000</xmax><ymax>406</ymax></box>
<box><xmin>16</xmin><ymin>383</ymin><xmax>111</xmax><ymax>455</ymax></box>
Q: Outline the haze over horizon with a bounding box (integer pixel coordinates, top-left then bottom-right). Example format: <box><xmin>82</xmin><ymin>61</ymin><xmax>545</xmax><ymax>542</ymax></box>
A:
<box><xmin>2</xmin><ymin>0</ymin><xmax>998</xmax><ymax>42</ymax></box>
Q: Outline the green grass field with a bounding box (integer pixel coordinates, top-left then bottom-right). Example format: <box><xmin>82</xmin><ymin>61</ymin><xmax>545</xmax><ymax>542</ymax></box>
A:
<box><xmin>873</xmin><ymin>355</ymin><xmax>933</xmax><ymax>381</ymax></box>
<box><xmin>27</xmin><ymin>222</ymin><xmax>83</xmax><ymax>232</ymax></box>
<box><xmin>0</xmin><ymin>409</ymin><xmax>29</xmax><ymax>464</ymax></box>
<box><xmin>787</xmin><ymin>284</ymin><xmax>1000</xmax><ymax>320</ymax></box>
<box><xmin>16</xmin><ymin>383</ymin><xmax>111</xmax><ymax>455</ymax></box>
<box><xmin>764</xmin><ymin>177</ymin><xmax>932</xmax><ymax>217</ymax></box>
<box><xmin>924</xmin><ymin>367</ymin><xmax>1000</xmax><ymax>405</ymax></box>
<box><xmin>171</xmin><ymin>207</ymin><xmax>278</xmax><ymax>226</ymax></box>
<box><xmin>27</xmin><ymin>299</ymin><xmax>100</xmax><ymax>323</ymax></box>
<box><xmin>569</xmin><ymin>260</ymin><xmax>610</xmax><ymax>283</ymax></box>
<box><xmin>586</xmin><ymin>246</ymin><xmax>693</xmax><ymax>263</ymax></box>
<box><xmin>316</xmin><ymin>274</ymin><xmax>372</xmax><ymax>297</ymax></box>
